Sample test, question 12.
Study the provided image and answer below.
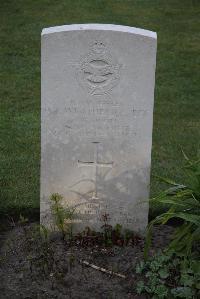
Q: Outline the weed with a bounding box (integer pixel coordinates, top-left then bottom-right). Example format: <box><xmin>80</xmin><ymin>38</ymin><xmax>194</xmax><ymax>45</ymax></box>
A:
<box><xmin>101</xmin><ymin>213</ymin><xmax>113</xmax><ymax>246</ymax></box>
<box><xmin>50</xmin><ymin>193</ymin><xmax>76</xmax><ymax>241</ymax></box>
<box><xmin>145</xmin><ymin>154</ymin><xmax>200</xmax><ymax>260</ymax></box>
<box><xmin>135</xmin><ymin>251</ymin><xmax>200</xmax><ymax>298</ymax></box>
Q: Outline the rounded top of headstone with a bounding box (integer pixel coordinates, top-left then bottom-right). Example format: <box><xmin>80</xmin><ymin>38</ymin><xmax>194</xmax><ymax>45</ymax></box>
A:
<box><xmin>41</xmin><ymin>24</ymin><xmax>157</xmax><ymax>39</ymax></box>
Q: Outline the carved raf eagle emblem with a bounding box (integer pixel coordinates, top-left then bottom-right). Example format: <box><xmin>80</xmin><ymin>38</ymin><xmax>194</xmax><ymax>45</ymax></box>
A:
<box><xmin>77</xmin><ymin>41</ymin><xmax>121</xmax><ymax>95</ymax></box>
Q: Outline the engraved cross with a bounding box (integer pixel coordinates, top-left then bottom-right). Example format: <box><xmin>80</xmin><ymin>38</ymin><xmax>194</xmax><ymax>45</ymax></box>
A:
<box><xmin>78</xmin><ymin>142</ymin><xmax>113</xmax><ymax>200</ymax></box>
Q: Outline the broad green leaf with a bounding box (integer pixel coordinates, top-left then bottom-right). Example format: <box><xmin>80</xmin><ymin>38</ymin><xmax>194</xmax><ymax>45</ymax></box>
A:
<box><xmin>158</xmin><ymin>268</ymin><xmax>169</xmax><ymax>279</ymax></box>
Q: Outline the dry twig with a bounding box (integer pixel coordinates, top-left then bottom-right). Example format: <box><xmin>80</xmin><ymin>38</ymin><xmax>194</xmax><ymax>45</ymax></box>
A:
<box><xmin>79</xmin><ymin>259</ymin><xmax>126</xmax><ymax>279</ymax></box>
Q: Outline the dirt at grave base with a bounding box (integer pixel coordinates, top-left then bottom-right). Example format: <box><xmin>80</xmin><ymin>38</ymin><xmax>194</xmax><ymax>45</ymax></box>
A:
<box><xmin>0</xmin><ymin>223</ymin><xmax>175</xmax><ymax>299</ymax></box>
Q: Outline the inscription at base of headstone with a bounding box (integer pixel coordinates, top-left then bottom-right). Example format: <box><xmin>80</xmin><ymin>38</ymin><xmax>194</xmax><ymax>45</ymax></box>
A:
<box><xmin>40</xmin><ymin>24</ymin><xmax>157</xmax><ymax>233</ymax></box>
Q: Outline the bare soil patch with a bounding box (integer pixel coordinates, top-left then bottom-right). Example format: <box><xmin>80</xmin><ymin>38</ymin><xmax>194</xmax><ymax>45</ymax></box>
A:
<box><xmin>0</xmin><ymin>223</ymin><xmax>174</xmax><ymax>299</ymax></box>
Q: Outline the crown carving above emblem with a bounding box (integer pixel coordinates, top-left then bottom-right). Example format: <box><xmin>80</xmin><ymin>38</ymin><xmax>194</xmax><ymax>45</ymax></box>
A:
<box><xmin>91</xmin><ymin>41</ymin><xmax>106</xmax><ymax>54</ymax></box>
<box><xmin>77</xmin><ymin>40</ymin><xmax>121</xmax><ymax>96</ymax></box>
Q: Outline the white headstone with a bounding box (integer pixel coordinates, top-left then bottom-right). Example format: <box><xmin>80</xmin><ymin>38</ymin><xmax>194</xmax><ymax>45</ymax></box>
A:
<box><xmin>41</xmin><ymin>24</ymin><xmax>157</xmax><ymax>233</ymax></box>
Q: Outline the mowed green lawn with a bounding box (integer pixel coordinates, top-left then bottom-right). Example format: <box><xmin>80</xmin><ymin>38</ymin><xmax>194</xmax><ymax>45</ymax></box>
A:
<box><xmin>0</xmin><ymin>0</ymin><xmax>200</xmax><ymax>217</ymax></box>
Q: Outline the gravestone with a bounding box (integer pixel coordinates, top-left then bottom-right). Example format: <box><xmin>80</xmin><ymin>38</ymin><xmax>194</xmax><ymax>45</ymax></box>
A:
<box><xmin>41</xmin><ymin>24</ymin><xmax>157</xmax><ymax>233</ymax></box>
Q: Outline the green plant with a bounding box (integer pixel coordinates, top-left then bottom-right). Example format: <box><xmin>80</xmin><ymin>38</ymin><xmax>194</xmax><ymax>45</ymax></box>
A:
<box><xmin>114</xmin><ymin>223</ymin><xmax>122</xmax><ymax>238</ymax></box>
<box><xmin>101</xmin><ymin>213</ymin><xmax>113</xmax><ymax>246</ymax></box>
<box><xmin>18</xmin><ymin>214</ymin><xmax>29</xmax><ymax>236</ymax></box>
<box><xmin>145</xmin><ymin>154</ymin><xmax>200</xmax><ymax>259</ymax></box>
<box><xmin>50</xmin><ymin>193</ymin><xmax>76</xmax><ymax>240</ymax></box>
<box><xmin>40</xmin><ymin>224</ymin><xmax>49</xmax><ymax>243</ymax></box>
<box><xmin>18</xmin><ymin>214</ymin><xmax>29</xmax><ymax>225</ymax></box>
<box><xmin>135</xmin><ymin>252</ymin><xmax>200</xmax><ymax>299</ymax></box>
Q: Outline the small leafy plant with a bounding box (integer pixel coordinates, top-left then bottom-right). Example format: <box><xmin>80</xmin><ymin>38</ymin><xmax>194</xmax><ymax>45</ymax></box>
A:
<box><xmin>135</xmin><ymin>251</ymin><xmax>200</xmax><ymax>299</ymax></box>
<box><xmin>18</xmin><ymin>214</ymin><xmax>29</xmax><ymax>235</ymax></box>
<box><xmin>145</xmin><ymin>153</ymin><xmax>200</xmax><ymax>259</ymax></box>
<box><xmin>101</xmin><ymin>213</ymin><xmax>113</xmax><ymax>246</ymax></box>
<box><xmin>50</xmin><ymin>193</ymin><xmax>76</xmax><ymax>240</ymax></box>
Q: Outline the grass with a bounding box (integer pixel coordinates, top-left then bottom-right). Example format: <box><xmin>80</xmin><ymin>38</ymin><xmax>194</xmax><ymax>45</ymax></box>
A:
<box><xmin>0</xmin><ymin>0</ymin><xmax>200</xmax><ymax>216</ymax></box>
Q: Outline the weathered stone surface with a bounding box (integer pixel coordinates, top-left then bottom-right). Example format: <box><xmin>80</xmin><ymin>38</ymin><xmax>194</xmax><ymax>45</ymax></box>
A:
<box><xmin>41</xmin><ymin>24</ymin><xmax>157</xmax><ymax>233</ymax></box>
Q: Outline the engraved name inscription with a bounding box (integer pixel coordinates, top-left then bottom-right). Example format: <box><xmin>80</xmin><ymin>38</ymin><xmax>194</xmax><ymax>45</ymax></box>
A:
<box><xmin>46</xmin><ymin>100</ymin><xmax>149</xmax><ymax>142</ymax></box>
